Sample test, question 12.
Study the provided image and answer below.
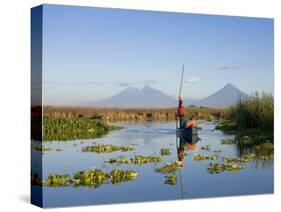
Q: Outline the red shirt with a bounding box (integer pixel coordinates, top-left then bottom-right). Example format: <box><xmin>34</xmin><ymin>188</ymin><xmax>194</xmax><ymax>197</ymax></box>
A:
<box><xmin>177</xmin><ymin>105</ymin><xmax>184</xmax><ymax>116</ymax></box>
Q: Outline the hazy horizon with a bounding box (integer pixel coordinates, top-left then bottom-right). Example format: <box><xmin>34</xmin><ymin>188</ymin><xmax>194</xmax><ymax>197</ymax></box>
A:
<box><xmin>38</xmin><ymin>4</ymin><xmax>274</xmax><ymax>105</ymax></box>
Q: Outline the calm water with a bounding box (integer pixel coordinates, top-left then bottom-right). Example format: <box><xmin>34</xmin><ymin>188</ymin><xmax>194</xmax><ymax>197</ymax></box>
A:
<box><xmin>32</xmin><ymin>121</ymin><xmax>273</xmax><ymax>207</ymax></box>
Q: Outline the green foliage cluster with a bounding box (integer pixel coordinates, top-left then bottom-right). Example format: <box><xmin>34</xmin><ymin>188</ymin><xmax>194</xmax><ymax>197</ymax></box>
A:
<box><xmin>46</xmin><ymin>174</ymin><xmax>70</xmax><ymax>187</ymax></box>
<box><xmin>82</xmin><ymin>144</ymin><xmax>134</xmax><ymax>153</ymax></box>
<box><xmin>222</xmin><ymin>156</ymin><xmax>252</xmax><ymax>163</ymax></box>
<box><xmin>165</xmin><ymin>174</ymin><xmax>177</xmax><ymax>185</ymax></box>
<box><xmin>156</xmin><ymin>161</ymin><xmax>184</xmax><ymax>174</ymax></box>
<box><xmin>160</xmin><ymin>148</ymin><xmax>171</xmax><ymax>156</ymax></box>
<box><xmin>106</xmin><ymin>155</ymin><xmax>163</xmax><ymax>165</ymax></box>
<box><xmin>34</xmin><ymin>145</ymin><xmax>52</xmax><ymax>152</ymax></box>
<box><xmin>43</xmin><ymin>117</ymin><xmax>120</xmax><ymax>141</ymax></box>
<box><xmin>207</xmin><ymin>163</ymin><xmax>243</xmax><ymax>174</ymax></box>
<box><xmin>194</xmin><ymin>154</ymin><xmax>218</xmax><ymax>161</ymax></box>
<box><xmin>110</xmin><ymin>169</ymin><xmax>138</xmax><ymax>184</ymax></box>
<box><xmin>40</xmin><ymin>168</ymin><xmax>138</xmax><ymax>187</ymax></box>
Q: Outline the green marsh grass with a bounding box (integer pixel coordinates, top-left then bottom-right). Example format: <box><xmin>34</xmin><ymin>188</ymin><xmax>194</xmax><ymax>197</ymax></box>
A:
<box><xmin>43</xmin><ymin>117</ymin><xmax>121</xmax><ymax>141</ymax></box>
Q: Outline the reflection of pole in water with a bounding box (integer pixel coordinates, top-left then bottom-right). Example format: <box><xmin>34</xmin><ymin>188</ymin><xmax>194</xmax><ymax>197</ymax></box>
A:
<box><xmin>176</xmin><ymin>135</ymin><xmax>184</xmax><ymax>199</ymax></box>
<box><xmin>178</xmin><ymin>169</ymin><xmax>184</xmax><ymax>199</ymax></box>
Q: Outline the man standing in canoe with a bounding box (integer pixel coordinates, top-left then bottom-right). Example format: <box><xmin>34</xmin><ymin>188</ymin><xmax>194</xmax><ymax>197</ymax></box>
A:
<box><xmin>176</xmin><ymin>97</ymin><xmax>197</xmax><ymax>129</ymax></box>
<box><xmin>176</xmin><ymin>97</ymin><xmax>185</xmax><ymax>128</ymax></box>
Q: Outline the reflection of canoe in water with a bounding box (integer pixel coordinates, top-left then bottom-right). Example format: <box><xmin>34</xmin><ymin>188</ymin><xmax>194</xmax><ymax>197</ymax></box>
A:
<box><xmin>176</xmin><ymin>127</ymin><xmax>198</xmax><ymax>137</ymax></box>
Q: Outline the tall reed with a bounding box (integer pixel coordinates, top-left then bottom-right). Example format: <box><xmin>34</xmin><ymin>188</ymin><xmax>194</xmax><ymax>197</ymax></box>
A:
<box><xmin>230</xmin><ymin>92</ymin><xmax>273</xmax><ymax>130</ymax></box>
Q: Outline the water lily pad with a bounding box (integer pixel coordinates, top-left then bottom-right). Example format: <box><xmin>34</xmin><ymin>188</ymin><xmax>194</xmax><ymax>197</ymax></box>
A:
<box><xmin>207</xmin><ymin>163</ymin><xmax>243</xmax><ymax>174</ymax></box>
<box><xmin>165</xmin><ymin>174</ymin><xmax>177</xmax><ymax>185</ymax></box>
<box><xmin>156</xmin><ymin>161</ymin><xmax>183</xmax><ymax>174</ymax></box>
<box><xmin>194</xmin><ymin>154</ymin><xmax>218</xmax><ymax>161</ymax></box>
<box><xmin>160</xmin><ymin>148</ymin><xmax>171</xmax><ymax>156</ymax></box>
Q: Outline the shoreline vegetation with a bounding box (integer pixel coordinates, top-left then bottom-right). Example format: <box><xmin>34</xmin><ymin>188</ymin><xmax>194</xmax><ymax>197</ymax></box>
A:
<box><xmin>216</xmin><ymin>93</ymin><xmax>274</xmax><ymax>164</ymax></box>
<box><xmin>42</xmin><ymin>105</ymin><xmax>229</xmax><ymax>121</ymax></box>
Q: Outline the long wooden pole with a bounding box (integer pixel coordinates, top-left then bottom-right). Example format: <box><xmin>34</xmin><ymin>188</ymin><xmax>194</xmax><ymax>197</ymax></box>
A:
<box><xmin>179</xmin><ymin>64</ymin><xmax>185</xmax><ymax>98</ymax></box>
<box><xmin>177</xmin><ymin>65</ymin><xmax>185</xmax><ymax>129</ymax></box>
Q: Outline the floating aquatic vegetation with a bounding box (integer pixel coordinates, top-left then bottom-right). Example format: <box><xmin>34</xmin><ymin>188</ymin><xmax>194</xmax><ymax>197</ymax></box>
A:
<box><xmin>43</xmin><ymin>168</ymin><xmax>138</xmax><ymax>187</ymax></box>
<box><xmin>201</xmin><ymin>145</ymin><xmax>211</xmax><ymax>151</ymax></box>
<box><xmin>221</xmin><ymin>139</ymin><xmax>236</xmax><ymax>145</ymax></box>
<box><xmin>106</xmin><ymin>155</ymin><xmax>163</xmax><ymax>165</ymax></box>
<box><xmin>213</xmin><ymin>149</ymin><xmax>222</xmax><ymax>153</ymax></box>
<box><xmin>73</xmin><ymin>169</ymin><xmax>107</xmax><ymax>187</ymax></box>
<box><xmin>35</xmin><ymin>146</ymin><xmax>52</xmax><ymax>152</ymax></box>
<box><xmin>165</xmin><ymin>174</ymin><xmax>177</xmax><ymax>185</ymax></box>
<box><xmin>194</xmin><ymin>154</ymin><xmax>218</xmax><ymax>161</ymax></box>
<box><xmin>110</xmin><ymin>169</ymin><xmax>138</xmax><ymax>184</ymax></box>
<box><xmin>223</xmin><ymin>153</ymin><xmax>256</xmax><ymax>164</ymax></box>
<box><xmin>43</xmin><ymin>117</ymin><xmax>121</xmax><ymax>141</ymax></box>
<box><xmin>132</xmin><ymin>155</ymin><xmax>163</xmax><ymax>164</ymax></box>
<box><xmin>207</xmin><ymin>163</ymin><xmax>243</xmax><ymax>174</ymax></box>
<box><xmin>223</xmin><ymin>157</ymin><xmax>251</xmax><ymax>163</ymax></box>
<box><xmin>156</xmin><ymin>161</ymin><xmax>183</xmax><ymax>174</ymax></box>
<box><xmin>45</xmin><ymin>174</ymin><xmax>71</xmax><ymax>187</ymax></box>
<box><xmin>82</xmin><ymin>144</ymin><xmax>134</xmax><ymax>153</ymax></box>
<box><xmin>160</xmin><ymin>148</ymin><xmax>171</xmax><ymax>156</ymax></box>
<box><xmin>106</xmin><ymin>158</ymin><xmax>130</xmax><ymax>164</ymax></box>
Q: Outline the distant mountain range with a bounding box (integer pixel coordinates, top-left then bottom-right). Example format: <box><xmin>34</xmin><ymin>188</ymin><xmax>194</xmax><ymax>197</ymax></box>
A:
<box><xmin>93</xmin><ymin>85</ymin><xmax>175</xmax><ymax>108</ymax></box>
<box><xmin>88</xmin><ymin>83</ymin><xmax>247</xmax><ymax>108</ymax></box>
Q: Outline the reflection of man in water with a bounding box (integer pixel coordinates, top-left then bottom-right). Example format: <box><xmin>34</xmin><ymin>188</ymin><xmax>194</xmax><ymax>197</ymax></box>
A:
<box><xmin>177</xmin><ymin>135</ymin><xmax>198</xmax><ymax>161</ymax></box>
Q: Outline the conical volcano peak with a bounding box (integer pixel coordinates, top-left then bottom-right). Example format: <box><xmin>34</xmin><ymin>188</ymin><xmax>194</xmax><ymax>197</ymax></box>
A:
<box><xmin>122</xmin><ymin>86</ymin><xmax>139</xmax><ymax>92</ymax></box>
<box><xmin>223</xmin><ymin>83</ymin><xmax>236</xmax><ymax>89</ymax></box>
<box><xmin>142</xmin><ymin>84</ymin><xmax>153</xmax><ymax>90</ymax></box>
<box><xmin>187</xmin><ymin>83</ymin><xmax>248</xmax><ymax>108</ymax></box>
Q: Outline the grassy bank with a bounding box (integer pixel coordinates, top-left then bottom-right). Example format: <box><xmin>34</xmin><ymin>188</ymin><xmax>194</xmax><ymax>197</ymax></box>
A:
<box><xmin>216</xmin><ymin>92</ymin><xmax>274</xmax><ymax>164</ymax></box>
<box><xmin>42</xmin><ymin>117</ymin><xmax>121</xmax><ymax>141</ymax></box>
<box><xmin>217</xmin><ymin>92</ymin><xmax>273</xmax><ymax>139</ymax></box>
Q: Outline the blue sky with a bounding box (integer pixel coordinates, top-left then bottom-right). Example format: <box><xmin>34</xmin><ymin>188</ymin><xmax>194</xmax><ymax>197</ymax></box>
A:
<box><xmin>40</xmin><ymin>4</ymin><xmax>274</xmax><ymax>105</ymax></box>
